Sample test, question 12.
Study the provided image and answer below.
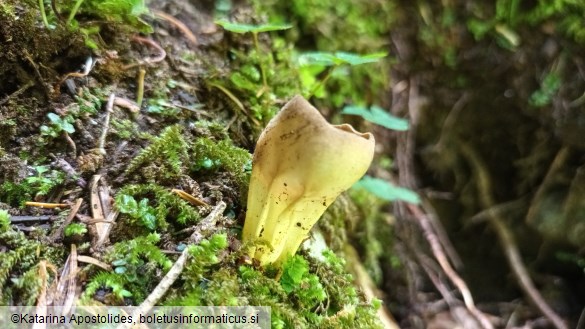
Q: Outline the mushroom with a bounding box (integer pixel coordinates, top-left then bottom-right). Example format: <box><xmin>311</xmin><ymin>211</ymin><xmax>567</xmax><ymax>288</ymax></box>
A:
<box><xmin>243</xmin><ymin>95</ymin><xmax>375</xmax><ymax>265</ymax></box>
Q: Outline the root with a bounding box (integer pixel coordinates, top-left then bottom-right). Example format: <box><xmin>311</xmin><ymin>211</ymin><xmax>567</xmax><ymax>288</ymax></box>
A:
<box><xmin>458</xmin><ymin>141</ymin><xmax>568</xmax><ymax>329</ymax></box>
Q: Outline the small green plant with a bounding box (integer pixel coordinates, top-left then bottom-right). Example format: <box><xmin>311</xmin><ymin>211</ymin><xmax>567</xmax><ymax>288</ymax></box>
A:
<box><xmin>37</xmin><ymin>0</ymin><xmax>151</xmax><ymax>48</ymax></box>
<box><xmin>213</xmin><ymin>21</ymin><xmax>297</xmax><ymax>122</ymax></box>
<box><xmin>40</xmin><ymin>113</ymin><xmax>75</xmax><ymax>138</ymax></box>
<box><xmin>0</xmin><ymin>165</ymin><xmax>65</xmax><ymax>206</ymax></box>
<box><xmin>40</xmin><ymin>92</ymin><xmax>102</xmax><ymax>140</ymax></box>
<box><xmin>297</xmin><ymin>51</ymin><xmax>387</xmax><ymax>98</ymax></box>
<box><xmin>0</xmin><ymin>210</ymin><xmax>9</xmax><ymax>232</ymax></box>
<box><xmin>116</xmin><ymin>194</ymin><xmax>158</xmax><ymax>231</ymax></box>
<box><xmin>0</xmin><ymin>209</ymin><xmax>64</xmax><ymax>304</ymax></box>
<box><xmin>530</xmin><ymin>73</ymin><xmax>561</xmax><ymax>107</ymax></box>
<box><xmin>191</xmin><ymin>137</ymin><xmax>252</xmax><ymax>189</ymax></box>
<box><xmin>116</xmin><ymin>184</ymin><xmax>202</xmax><ymax>231</ymax></box>
<box><xmin>181</xmin><ymin>234</ymin><xmax>229</xmax><ymax>288</ymax></box>
<box><xmin>215</xmin><ymin>20</ymin><xmax>292</xmax><ymax>92</ymax></box>
<box><xmin>25</xmin><ymin>165</ymin><xmax>65</xmax><ymax>198</ymax></box>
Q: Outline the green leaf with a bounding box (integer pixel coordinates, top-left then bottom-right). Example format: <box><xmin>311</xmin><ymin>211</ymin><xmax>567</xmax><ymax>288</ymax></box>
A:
<box><xmin>342</xmin><ymin>105</ymin><xmax>409</xmax><ymax>131</ymax></box>
<box><xmin>111</xmin><ymin>259</ymin><xmax>127</xmax><ymax>267</ymax></box>
<box><xmin>141</xmin><ymin>212</ymin><xmax>157</xmax><ymax>231</ymax></box>
<box><xmin>333</xmin><ymin>51</ymin><xmax>387</xmax><ymax>65</ymax></box>
<box><xmin>353</xmin><ymin>176</ymin><xmax>420</xmax><ymax>204</ymax></box>
<box><xmin>117</xmin><ymin>194</ymin><xmax>138</xmax><ymax>214</ymax></box>
<box><xmin>230</xmin><ymin>72</ymin><xmax>258</xmax><ymax>92</ymax></box>
<box><xmin>280</xmin><ymin>256</ymin><xmax>309</xmax><ymax>293</ymax></box>
<box><xmin>215</xmin><ymin>19</ymin><xmax>292</xmax><ymax>33</ymax></box>
<box><xmin>298</xmin><ymin>52</ymin><xmax>336</xmax><ymax>66</ymax></box>
<box><xmin>61</xmin><ymin>121</ymin><xmax>75</xmax><ymax>134</ymax></box>
<box><xmin>298</xmin><ymin>51</ymin><xmax>387</xmax><ymax>67</ymax></box>
<box><xmin>47</xmin><ymin>113</ymin><xmax>61</xmax><ymax>124</ymax></box>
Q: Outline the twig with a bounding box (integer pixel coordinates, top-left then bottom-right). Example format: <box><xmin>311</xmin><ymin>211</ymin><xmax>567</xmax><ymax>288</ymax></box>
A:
<box><xmin>62</xmin><ymin>244</ymin><xmax>77</xmax><ymax>315</ymax></box>
<box><xmin>153</xmin><ymin>10</ymin><xmax>197</xmax><ymax>45</ymax></box>
<box><xmin>123</xmin><ymin>36</ymin><xmax>166</xmax><ymax>70</ymax></box>
<box><xmin>577</xmin><ymin>306</ymin><xmax>585</xmax><ymax>329</ymax></box>
<box><xmin>54</xmin><ymin>57</ymin><xmax>95</xmax><ymax>95</ymax></box>
<box><xmin>136</xmin><ymin>69</ymin><xmax>146</xmax><ymax>106</ymax></box>
<box><xmin>50</xmin><ymin>0</ymin><xmax>64</xmax><ymax>21</ymax></box>
<box><xmin>206</xmin><ymin>81</ymin><xmax>261</xmax><ymax>126</ymax></box>
<box><xmin>49</xmin><ymin>198</ymin><xmax>83</xmax><ymax>242</ymax></box>
<box><xmin>415</xmin><ymin>252</ymin><xmax>458</xmax><ymax>307</ymax></box>
<box><xmin>97</xmin><ymin>93</ymin><xmax>115</xmax><ymax>155</ymax></box>
<box><xmin>395</xmin><ymin>76</ymin><xmax>492</xmax><ymax>328</ymax></box>
<box><xmin>77</xmin><ymin>255</ymin><xmax>112</xmax><ymax>271</ymax></box>
<box><xmin>421</xmin><ymin>199</ymin><xmax>463</xmax><ymax>269</ymax></box>
<box><xmin>171</xmin><ymin>189</ymin><xmax>209</xmax><ymax>207</ymax></box>
<box><xmin>63</xmin><ymin>131</ymin><xmax>77</xmax><ymax>155</ymax></box>
<box><xmin>525</xmin><ymin>146</ymin><xmax>570</xmax><ymax>225</ymax></box>
<box><xmin>25</xmin><ymin>202</ymin><xmax>69</xmax><ymax>208</ymax></box>
<box><xmin>23</xmin><ymin>50</ymin><xmax>50</xmax><ymax>97</ymax></box>
<box><xmin>33</xmin><ymin>260</ymin><xmax>48</xmax><ymax>329</ymax></box>
<box><xmin>9</xmin><ymin>215</ymin><xmax>53</xmax><ymax>223</ymax></box>
<box><xmin>189</xmin><ymin>201</ymin><xmax>226</xmax><ymax>244</ymax></box>
<box><xmin>50</xmin><ymin>154</ymin><xmax>87</xmax><ymax>188</ymax></box>
<box><xmin>114</xmin><ymin>97</ymin><xmax>140</xmax><ymax>114</ymax></box>
<box><xmin>458</xmin><ymin>141</ymin><xmax>567</xmax><ymax>329</ymax></box>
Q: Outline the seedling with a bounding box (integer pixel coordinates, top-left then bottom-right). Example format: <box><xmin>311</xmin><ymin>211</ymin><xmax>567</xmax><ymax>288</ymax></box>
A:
<box><xmin>116</xmin><ymin>194</ymin><xmax>157</xmax><ymax>231</ymax></box>
<box><xmin>40</xmin><ymin>113</ymin><xmax>75</xmax><ymax>138</ymax></box>
<box><xmin>215</xmin><ymin>19</ymin><xmax>292</xmax><ymax>94</ymax></box>
<box><xmin>25</xmin><ymin>165</ymin><xmax>65</xmax><ymax>198</ymax></box>
<box><xmin>297</xmin><ymin>51</ymin><xmax>387</xmax><ymax>98</ymax></box>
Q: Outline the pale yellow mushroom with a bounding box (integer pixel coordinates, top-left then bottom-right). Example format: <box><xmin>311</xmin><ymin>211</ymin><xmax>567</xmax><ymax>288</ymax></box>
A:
<box><xmin>243</xmin><ymin>95</ymin><xmax>375</xmax><ymax>265</ymax></box>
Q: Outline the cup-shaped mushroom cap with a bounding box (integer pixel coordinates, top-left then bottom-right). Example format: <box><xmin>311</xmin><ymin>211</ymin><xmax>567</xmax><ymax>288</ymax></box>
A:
<box><xmin>243</xmin><ymin>95</ymin><xmax>375</xmax><ymax>265</ymax></box>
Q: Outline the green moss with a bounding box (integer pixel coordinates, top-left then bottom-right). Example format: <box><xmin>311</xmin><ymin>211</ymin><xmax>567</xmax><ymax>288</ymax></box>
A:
<box><xmin>125</xmin><ymin>125</ymin><xmax>189</xmax><ymax>183</ymax></box>
<box><xmin>0</xmin><ymin>210</ymin><xmax>64</xmax><ymax>304</ymax></box>
<box><xmin>83</xmin><ymin>233</ymin><xmax>172</xmax><ymax>304</ymax></box>
<box><xmin>81</xmin><ymin>271</ymin><xmax>132</xmax><ymax>305</ymax></box>
<box><xmin>110</xmin><ymin>118</ymin><xmax>139</xmax><ymax>139</ymax></box>
<box><xmin>64</xmin><ymin>222</ymin><xmax>88</xmax><ymax>237</ymax></box>
<box><xmin>190</xmin><ymin>137</ymin><xmax>252</xmax><ymax>198</ymax></box>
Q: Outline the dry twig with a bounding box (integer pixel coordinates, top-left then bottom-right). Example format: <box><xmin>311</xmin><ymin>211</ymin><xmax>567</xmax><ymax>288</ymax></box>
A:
<box><xmin>153</xmin><ymin>10</ymin><xmax>197</xmax><ymax>45</ymax></box>
<box><xmin>97</xmin><ymin>93</ymin><xmax>115</xmax><ymax>155</ymax></box>
<box><xmin>49</xmin><ymin>198</ymin><xmax>83</xmax><ymax>242</ymax></box>
<box><xmin>123</xmin><ymin>36</ymin><xmax>167</xmax><ymax>70</ymax></box>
